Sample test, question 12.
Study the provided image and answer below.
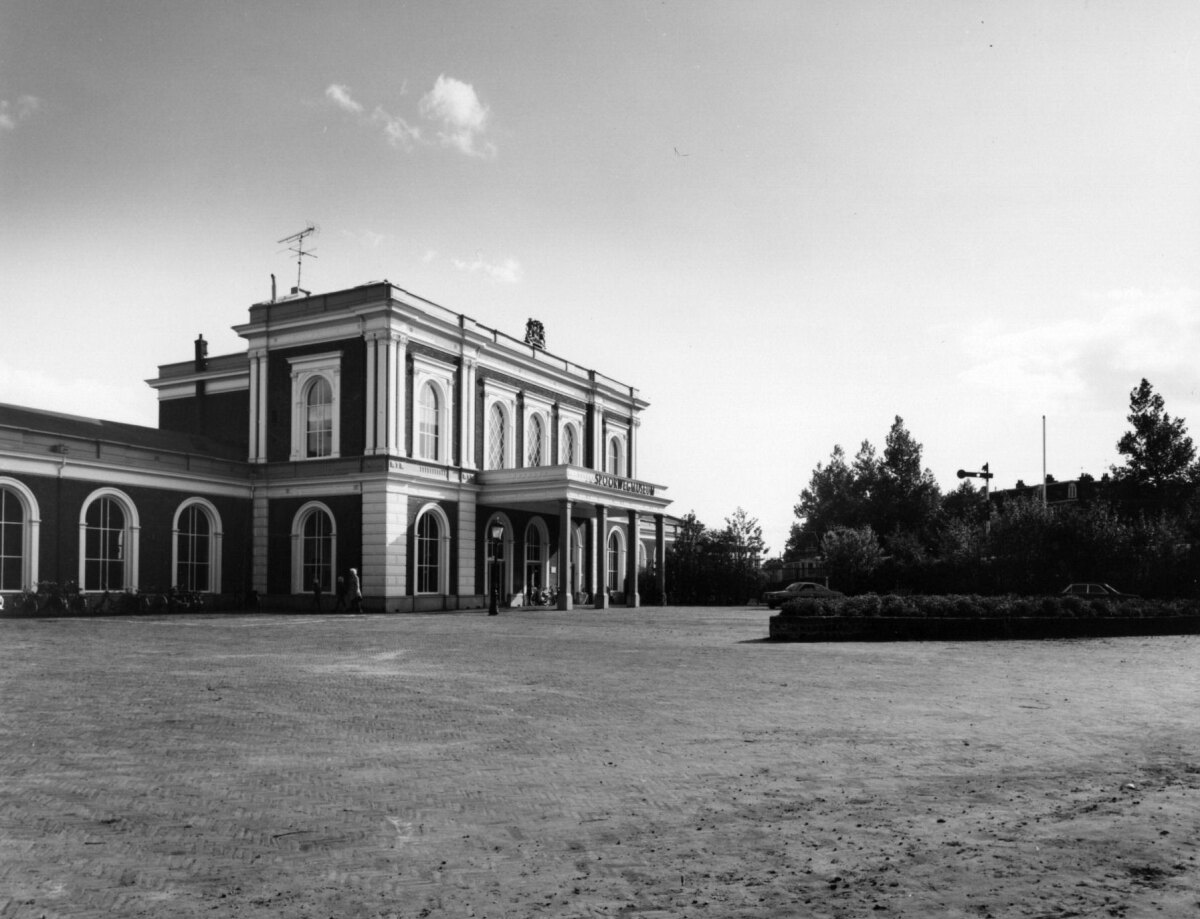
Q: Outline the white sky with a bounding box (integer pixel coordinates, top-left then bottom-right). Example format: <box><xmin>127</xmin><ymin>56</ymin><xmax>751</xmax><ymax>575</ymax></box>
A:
<box><xmin>3</xmin><ymin>1</ymin><xmax>1199</xmax><ymax>555</ymax></box>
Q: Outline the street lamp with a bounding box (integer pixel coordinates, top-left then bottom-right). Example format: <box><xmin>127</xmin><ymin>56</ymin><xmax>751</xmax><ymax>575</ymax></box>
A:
<box><xmin>488</xmin><ymin>524</ymin><xmax>504</xmax><ymax>615</ymax></box>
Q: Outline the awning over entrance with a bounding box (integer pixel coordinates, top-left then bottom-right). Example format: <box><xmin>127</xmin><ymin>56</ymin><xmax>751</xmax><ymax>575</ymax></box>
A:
<box><xmin>476</xmin><ymin>465</ymin><xmax>671</xmax><ymax>517</ymax></box>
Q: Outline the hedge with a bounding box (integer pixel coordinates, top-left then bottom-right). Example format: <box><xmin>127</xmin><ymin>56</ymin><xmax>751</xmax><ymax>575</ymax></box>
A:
<box><xmin>778</xmin><ymin>593</ymin><xmax>1200</xmax><ymax>620</ymax></box>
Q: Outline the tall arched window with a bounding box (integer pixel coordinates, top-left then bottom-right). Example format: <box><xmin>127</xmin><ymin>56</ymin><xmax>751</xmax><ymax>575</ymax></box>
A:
<box><xmin>418</xmin><ymin>382</ymin><xmax>440</xmax><ymax>460</ymax></box>
<box><xmin>607</xmin><ymin>531</ymin><xmax>621</xmax><ymax>592</ymax></box>
<box><xmin>608</xmin><ymin>437</ymin><xmax>623</xmax><ymax>477</ymax></box>
<box><xmin>80</xmin><ymin>489</ymin><xmax>139</xmax><ymax>591</ymax></box>
<box><xmin>293</xmin><ymin>503</ymin><xmax>336</xmax><ymax>593</ymax></box>
<box><xmin>416</xmin><ymin>509</ymin><xmax>442</xmax><ymax>594</ymax></box>
<box><xmin>0</xmin><ymin>479</ymin><xmax>39</xmax><ymax>592</ymax></box>
<box><xmin>488</xmin><ymin>403</ymin><xmax>507</xmax><ymax>470</ymax></box>
<box><xmin>0</xmin><ymin>486</ymin><xmax>26</xmax><ymax>590</ymax></box>
<box><xmin>173</xmin><ymin>499</ymin><xmax>223</xmax><ymax>593</ymax></box>
<box><xmin>485</xmin><ymin>515</ymin><xmax>511</xmax><ymax>600</ymax></box>
<box><xmin>524</xmin><ymin>519</ymin><xmax>548</xmax><ymax>596</ymax></box>
<box><xmin>562</xmin><ymin>424</ymin><xmax>576</xmax><ymax>465</ymax></box>
<box><xmin>306</xmin><ymin>376</ymin><xmax>334</xmax><ymax>458</ymax></box>
<box><xmin>527</xmin><ymin>414</ymin><xmax>544</xmax><ymax>467</ymax></box>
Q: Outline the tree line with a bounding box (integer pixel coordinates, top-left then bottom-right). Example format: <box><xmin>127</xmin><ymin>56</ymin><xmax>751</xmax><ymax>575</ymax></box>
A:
<box><xmin>783</xmin><ymin>379</ymin><xmax>1200</xmax><ymax>599</ymax></box>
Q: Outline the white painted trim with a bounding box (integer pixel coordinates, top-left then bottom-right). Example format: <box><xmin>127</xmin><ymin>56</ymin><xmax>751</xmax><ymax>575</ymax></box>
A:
<box><xmin>0</xmin><ymin>454</ymin><xmax>251</xmax><ymax>498</ymax></box>
<box><xmin>0</xmin><ymin>476</ymin><xmax>40</xmax><ymax>591</ymax></box>
<box><xmin>557</xmin><ymin>408</ymin><xmax>584</xmax><ymax>465</ymax></box>
<box><xmin>290</xmin><ymin>500</ymin><xmax>337</xmax><ymax>594</ymax></box>
<box><xmin>288</xmin><ymin>352</ymin><xmax>342</xmax><ymax>461</ymax></box>
<box><xmin>170</xmin><ymin>497</ymin><xmax>224</xmax><ymax>593</ymax></box>
<box><xmin>412</xmin><ymin>357</ymin><xmax>455</xmax><ymax>465</ymax></box>
<box><xmin>482</xmin><ymin>383</ymin><xmax>517</xmax><ymax>470</ymax></box>
<box><xmin>523</xmin><ymin>516</ymin><xmax>550</xmax><ymax>595</ymax></box>
<box><xmin>413</xmin><ymin>502</ymin><xmax>452</xmax><ymax>595</ymax></box>
<box><xmin>78</xmin><ymin>487</ymin><xmax>140</xmax><ymax>592</ymax></box>
<box><xmin>605</xmin><ymin>524</ymin><xmax>627</xmax><ymax>593</ymax></box>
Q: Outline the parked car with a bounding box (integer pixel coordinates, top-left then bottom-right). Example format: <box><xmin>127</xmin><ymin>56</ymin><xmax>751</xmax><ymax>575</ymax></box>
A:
<box><xmin>764</xmin><ymin>581</ymin><xmax>844</xmax><ymax>609</ymax></box>
<box><xmin>1060</xmin><ymin>583</ymin><xmax>1139</xmax><ymax>599</ymax></box>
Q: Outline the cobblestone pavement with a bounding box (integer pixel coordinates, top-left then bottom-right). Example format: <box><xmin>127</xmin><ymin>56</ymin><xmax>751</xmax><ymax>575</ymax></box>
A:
<box><xmin>2</xmin><ymin>607</ymin><xmax>1199</xmax><ymax>918</ymax></box>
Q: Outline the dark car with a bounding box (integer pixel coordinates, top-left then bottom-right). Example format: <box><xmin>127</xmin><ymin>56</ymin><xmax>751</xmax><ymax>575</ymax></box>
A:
<box><xmin>1060</xmin><ymin>582</ymin><xmax>1139</xmax><ymax>599</ymax></box>
<box><xmin>764</xmin><ymin>581</ymin><xmax>844</xmax><ymax>609</ymax></box>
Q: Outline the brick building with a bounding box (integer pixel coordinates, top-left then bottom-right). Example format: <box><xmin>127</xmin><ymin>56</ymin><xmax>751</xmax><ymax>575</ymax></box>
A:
<box><xmin>0</xmin><ymin>281</ymin><xmax>674</xmax><ymax>612</ymax></box>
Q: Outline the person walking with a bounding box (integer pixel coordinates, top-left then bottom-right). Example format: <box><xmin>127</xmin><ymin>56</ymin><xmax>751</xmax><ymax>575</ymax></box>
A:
<box><xmin>347</xmin><ymin>567</ymin><xmax>362</xmax><ymax>613</ymax></box>
<box><xmin>311</xmin><ymin>577</ymin><xmax>323</xmax><ymax>612</ymax></box>
<box><xmin>332</xmin><ymin>575</ymin><xmax>347</xmax><ymax>613</ymax></box>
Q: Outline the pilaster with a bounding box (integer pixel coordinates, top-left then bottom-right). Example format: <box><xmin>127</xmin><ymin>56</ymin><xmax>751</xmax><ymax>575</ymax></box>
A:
<box><xmin>595</xmin><ymin>504</ymin><xmax>609</xmax><ymax>609</ymax></box>
<box><xmin>557</xmin><ymin>500</ymin><xmax>573</xmax><ymax>611</ymax></box>
<box><xmin>626</xmin><ymin>509</ymin><xmax>640</xmax><ymax>608</ymax></box>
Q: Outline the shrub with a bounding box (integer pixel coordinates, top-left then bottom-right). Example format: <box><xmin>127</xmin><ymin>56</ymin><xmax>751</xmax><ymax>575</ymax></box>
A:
<box><xmin>773</xmin><ymin>593</ymin><xmax>1200</xmax><ymax>620</ymax></box>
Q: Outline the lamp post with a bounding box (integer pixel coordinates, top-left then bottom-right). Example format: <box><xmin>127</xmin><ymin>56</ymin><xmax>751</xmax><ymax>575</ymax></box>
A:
<box><xmin>488</xmin><ymin>524</ymin><xmax>503</xmax><ymax>615</ymax></box>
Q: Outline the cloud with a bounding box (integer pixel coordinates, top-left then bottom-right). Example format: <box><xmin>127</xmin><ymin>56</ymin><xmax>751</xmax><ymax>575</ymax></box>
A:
<box><xmin>370</xmin><ymin>106</ymin><xmax>421</xmax><ymax>150</ymax></box>
<box><xmin>324</xmin><ymin>83</ymin><xmax>363</xmax><ymax>114</ymax></box>
<box><xmin>0</xmin><ymin>94</ymin><xmax>41</xmax><ymax>131</ymax></box>
<box><xmin>452</xmin><ymin>256</ymin><xmax>522</xmax><ymax>284</ymax></box>
<box><xmin>326</xmin><ymin>76</ymin><xmax>495</xmax><ymax>157</ymax></box>
<box><xmin>418</xmin><ymin>75</ymin><xmax>495</xmax><ymax>158</ymax></box>
<box><xmin>959</xmin><ymin>288</ymin><xmax>1200</xmax><ymax>411</ymax></box>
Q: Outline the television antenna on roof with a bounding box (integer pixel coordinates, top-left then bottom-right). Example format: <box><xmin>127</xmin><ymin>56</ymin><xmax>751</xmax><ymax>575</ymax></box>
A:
<box><xmin>278</xmin><ymin>223</ymin><xmax>319</xmax><ymax>295</ymax></box>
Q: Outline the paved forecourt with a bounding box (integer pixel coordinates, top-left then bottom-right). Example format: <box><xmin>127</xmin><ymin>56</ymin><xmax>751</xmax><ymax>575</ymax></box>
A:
<box><xmin>2</xmin><ymin>607</ymin><xmax>1198</xmax><ymax>918</ymax></box>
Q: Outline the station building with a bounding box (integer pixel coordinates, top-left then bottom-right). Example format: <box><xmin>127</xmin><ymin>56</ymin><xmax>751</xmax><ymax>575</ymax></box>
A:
<box><xmin>0</xmin><ymin>281</ymin><xmax>674</xmax><ymax>612</ymax></box>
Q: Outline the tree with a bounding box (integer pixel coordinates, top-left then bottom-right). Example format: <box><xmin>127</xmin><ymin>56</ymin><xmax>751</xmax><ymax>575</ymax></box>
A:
<box><xmin>821</xmin><ymin>526</ymin><xmax>883</xmax><ymax>594</ymax></box>
<box><xmin>717</xmin><ymin>507</ymin><xmax>768</xmax><ymax>602</ymax></box>
<box><xmin>1113</xmin><ymin>379</ymin><xmax>1198</xmax><ymax>488</ymax></box>
<box><xmin>790</xmin><ymin>445</ymin><xmax>863</xmax><ymax>553</ymax></box>
<box><xmin>872</xmin><ymin>416</ymin><xmax>941</xmax><ymax>541</ymax></box>
<box><xmin>942</xmin><ymin>480</ymin><xmax>988</xmax><ymax>525</ymax></box>
<box><xmin>720</xmin><ymin>507</ymin><xmax>767</xmax><ymax>565</ymax></box>
<box><xmin>666</xmin><ymin>509</ymin><xmax>769</xmax><ymax>604</ymax></box>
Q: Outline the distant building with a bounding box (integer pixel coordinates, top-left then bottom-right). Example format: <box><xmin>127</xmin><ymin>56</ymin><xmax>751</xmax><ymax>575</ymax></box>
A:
<box><xmin>989</xmin><ymin>476</ymin><xmax>1099</xmax><ymax>509</ymax></box>
<box><xmin>0</xmin><ymin>281</ymin><xmax>675</xmax><ymax>611</ymax></box>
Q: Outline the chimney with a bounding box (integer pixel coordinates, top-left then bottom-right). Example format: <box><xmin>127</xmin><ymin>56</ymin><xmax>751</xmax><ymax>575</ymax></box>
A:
<box><xmin>194</xmin><ymin>334</ymin><xmax>209</xmax><ymax>372</ymax></box>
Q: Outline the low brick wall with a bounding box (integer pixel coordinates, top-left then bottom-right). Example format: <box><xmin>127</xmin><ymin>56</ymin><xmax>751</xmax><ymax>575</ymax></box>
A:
<box><xmin>769</xmin><ymin>614</ymin><xmax>1200</xmax><ymax>642</ymax></box>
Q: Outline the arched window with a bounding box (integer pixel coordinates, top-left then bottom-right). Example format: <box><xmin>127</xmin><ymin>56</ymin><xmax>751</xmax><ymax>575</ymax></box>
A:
<box><xmin>524</xmin><ymin>518</ymin><xmax>548</xmax><ymax>596</ymax></box>
<box><xmin>527</xmin><ymin>414</ymin><xmax>544</xmax><ymax>467</ymax></box>
<box><xmin>293</xmin><ymin>503</ymin><xmax>335</xmax><ymax>593</ymax></box>
<box><xmin>306</xmin><ymin>377</ymin><xmax>334</xmax><ymax>458</ymax></box>
<box><xmin>488</xmin><ymin>403</ymin><xmax>507</xmax><ymax>470</ymax></box>
<box><xmin>0</xmin><ymin>487</ymin><xmax>26</xmax><ymax>590</ymax></box>
<box><xmin>415</xmin><ymin>507</ymin><xmax>446</xmax><ymax>594</ymax></box>
<box><xmin>173</xmin><ymin>499</ymin><xmax>223</xmax><ymax>593</ymax></box>
<box><xmin>0</xmin><ymin>481</ymin><xmax>38</xmax><ymax>591</ymax></box>
<box><xmin>80</xmin><ymin>488</ymin><xmax>139</xmax><ymax>591</ymax></box>
<box><xmin>562</xmin><ymin>424</ymin><xmax>576</xmax><ymax>465</ymax></box>
<box><xmin>484</xmin><ymin>515</ymin><xmax>512</xmax><ymax>600</ymax></box>
<box><xmin>418</xmin><ymin>382</ymin><xmax>440</xmax><ymax>460</ymax></box>
<box><xmin>607</xmin><ymin>530</ymin><xmax>621</xmax><ymax>592</ymax></box>
<box><xmin>608</xmin><ymin>437</ymin><xmax>623</xmax><ymax>477</ymax></box>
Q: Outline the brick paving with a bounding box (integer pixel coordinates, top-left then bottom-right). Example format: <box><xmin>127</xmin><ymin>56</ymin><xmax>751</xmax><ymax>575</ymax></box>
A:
<box><xmin>1</xmin><ymin>608</ymin><xmax>1199</xmax><ymax>918</ymax></box>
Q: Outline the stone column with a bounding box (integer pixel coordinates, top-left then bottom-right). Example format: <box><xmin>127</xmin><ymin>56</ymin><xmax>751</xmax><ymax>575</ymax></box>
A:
<box><xmin>595</xmin><ymin>504</ymin><xmax>609</xmax><ymax>609</ymax></box>
<box><xmin>557</xmin><ymin>499</ymin><xmax>573</xmax><ymax>611</ymax></box>
<box><xmin>655</xmin><ymin>513</ymin><xmax>667</xmax><ymax>605</ymax></box>
<box><xmin>456</xmin><ymin>497</ymin><xmax>477</xmax><ymax>606</ymax></box>
<box><xmin>626</xmin><ymin>509</ymin><xmax>640</xmax><ymax>608</ymax></box>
